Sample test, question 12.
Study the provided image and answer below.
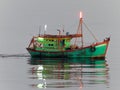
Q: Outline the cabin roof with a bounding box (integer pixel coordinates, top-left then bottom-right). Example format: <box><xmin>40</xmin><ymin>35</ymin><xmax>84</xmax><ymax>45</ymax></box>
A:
<box><xmin>36</xmin><ymin>34</ymin><xmax>82</xmax><ymax>38</ymax></box>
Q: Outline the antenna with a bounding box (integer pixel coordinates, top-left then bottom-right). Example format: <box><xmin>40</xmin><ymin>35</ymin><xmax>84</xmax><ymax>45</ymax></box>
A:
<box><xmin>44</xmin><ymin>24</ymin><xmax>47</xmax><ymax>35</ymax></box>
<box><xmin>39</xmin><ymin>25</ymin><xmax>41</xmax><ymax>36</ymax></box>
<box><xmin>62</xmin><ymin>25</ymin><xmax>65</xmax><ymax>35</ymax></box>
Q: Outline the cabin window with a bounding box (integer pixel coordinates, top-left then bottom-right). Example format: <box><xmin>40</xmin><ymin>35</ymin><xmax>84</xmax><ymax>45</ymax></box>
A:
<box><xmin>47</xmin><ymin>39</ymin><xmax>55</xmax><ymax>42</ymax></box>
<box><xmin>48</xmin><ymin>44</ymin><xmax>54</xmax><ymax>46</ymax></box>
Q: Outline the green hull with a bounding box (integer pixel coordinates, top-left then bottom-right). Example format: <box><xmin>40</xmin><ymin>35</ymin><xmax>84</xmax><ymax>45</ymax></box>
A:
<box><xmin>27</xmin><ymin>41</ymin><xmax>109</xmax><ymax>58</ymax></box>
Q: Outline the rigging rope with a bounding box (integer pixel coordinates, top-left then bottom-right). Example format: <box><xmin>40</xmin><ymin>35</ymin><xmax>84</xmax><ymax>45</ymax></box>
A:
<box><xmin>83</xmin><ymin>21</ymin><xmax>98</xmax><ymax>42</ymax></box>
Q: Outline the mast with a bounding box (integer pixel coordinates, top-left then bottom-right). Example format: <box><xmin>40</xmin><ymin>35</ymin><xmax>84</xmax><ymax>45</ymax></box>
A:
<box><xmin>74</xmin><ymin>11</ymin><xmax>83</xmax><ymax>47</ymax></box>
<box><xmin>80</xmin><ymin>12</ymin><xmax>84</xmax><ymax>47</ymax></box>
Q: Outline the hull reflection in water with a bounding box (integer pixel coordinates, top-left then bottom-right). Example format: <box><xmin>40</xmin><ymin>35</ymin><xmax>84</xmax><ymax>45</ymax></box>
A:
<box><xmin>28</xmin><ymin>58</ymin><xmax>109</xmax><ymax>89</ymax></box>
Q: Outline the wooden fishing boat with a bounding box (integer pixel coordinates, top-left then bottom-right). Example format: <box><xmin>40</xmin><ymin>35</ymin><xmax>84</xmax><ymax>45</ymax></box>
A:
<box><xmin>26</xmin><ymin>12</ymin><xmax>110</xmax><ymax>58</ymax></box>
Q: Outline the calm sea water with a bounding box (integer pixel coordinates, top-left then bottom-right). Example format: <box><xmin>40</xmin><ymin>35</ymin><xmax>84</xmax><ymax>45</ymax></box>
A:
<box><xmin>0</xmin><ymin>52</ymin><xmax>118</xmax><ymax>90</ymax></box>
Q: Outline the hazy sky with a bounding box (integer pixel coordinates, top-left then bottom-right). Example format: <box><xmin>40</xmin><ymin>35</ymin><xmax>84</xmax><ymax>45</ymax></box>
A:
<box><xmin>0</xmin><ymin>0</ymin><xmax>119</xmax><ymax>54</ymax></box>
